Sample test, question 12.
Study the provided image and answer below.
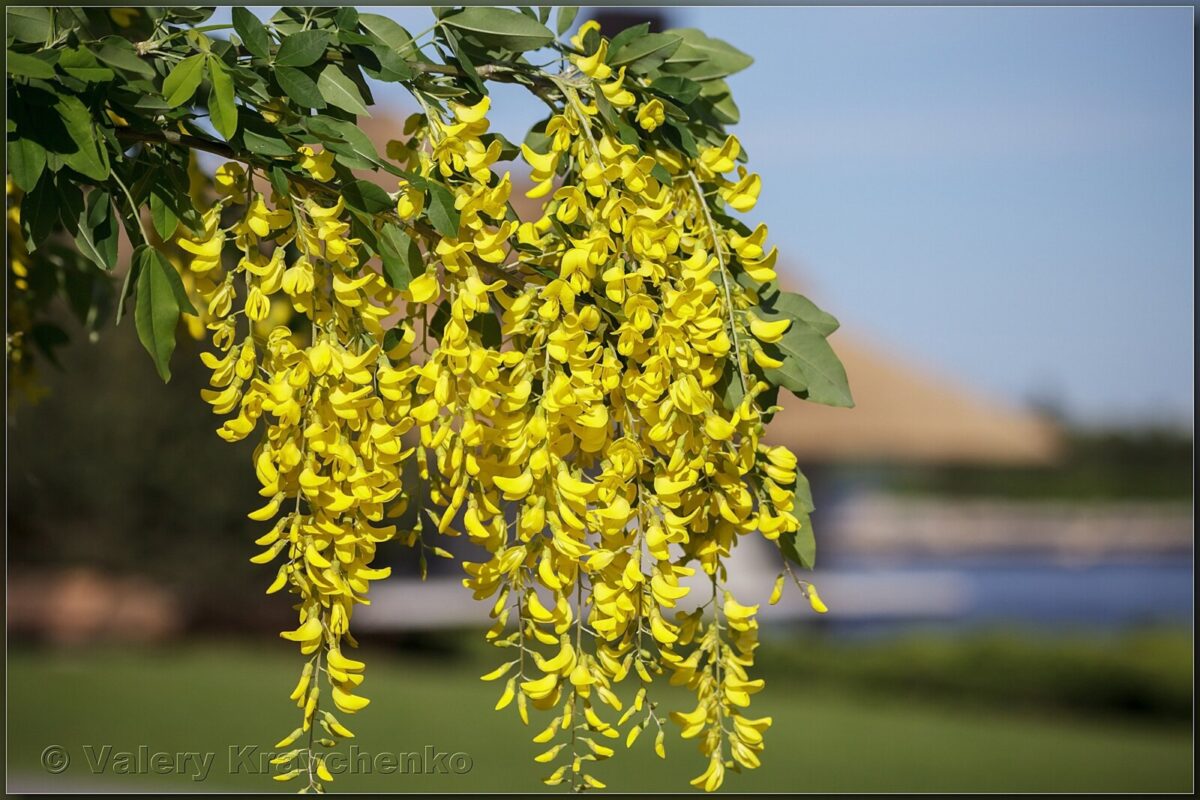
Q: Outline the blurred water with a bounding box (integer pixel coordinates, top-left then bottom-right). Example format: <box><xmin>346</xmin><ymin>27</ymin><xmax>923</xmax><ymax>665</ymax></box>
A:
<box><xmin>823</xmin><ymin>555</ymin><xmax>1193</xmax><ymax>633</ymax></box>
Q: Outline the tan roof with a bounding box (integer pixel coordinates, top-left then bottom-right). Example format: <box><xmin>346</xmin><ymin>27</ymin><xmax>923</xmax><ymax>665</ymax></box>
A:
<box><xmin>765</xmin><ymin>332</ymin><xmax>1061</xmax><ymax>464</ymax></box>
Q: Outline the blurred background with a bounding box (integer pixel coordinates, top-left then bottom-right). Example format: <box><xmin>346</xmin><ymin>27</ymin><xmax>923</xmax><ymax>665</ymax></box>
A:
<box><xmin>7</xmin><ymin>4</ymin><xmax>1193</xmax><ymax>794</ymax></box>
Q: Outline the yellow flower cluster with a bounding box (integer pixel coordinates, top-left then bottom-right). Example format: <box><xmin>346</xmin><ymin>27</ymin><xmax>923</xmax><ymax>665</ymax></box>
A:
<box><xmin>178</xmin><ymin>158</ymin><xmax>419</xmax><ymax>791</ymax></box>
<box><xmin>172</xmin><ymin>21</ymin><xmax>826</xmax><ymax>794</ymax></box>
<box><xmin>461</xmin><ymin>109</ymin><xmax>794</xmax><ymax>791</ymax></box>
<box><xmin>385</xmin><ymin>34</ymin><xmax>821</xmax><ymax>791</ymax></box>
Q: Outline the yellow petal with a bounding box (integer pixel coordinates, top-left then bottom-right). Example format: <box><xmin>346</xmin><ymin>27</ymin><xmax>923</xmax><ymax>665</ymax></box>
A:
<box><xmin>408</xmin><ymin>271</ymin><xmax>440</xmax><ymax>304</ymax></box>
<box><xmin>747</xmin><ymin>313</ymin><xmax>791</xmax><ymax>344</ymax></box>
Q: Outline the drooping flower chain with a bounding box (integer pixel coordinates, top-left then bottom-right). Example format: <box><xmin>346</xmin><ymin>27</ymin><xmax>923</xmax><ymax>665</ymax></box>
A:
<box><xmin>177</xmin><ymin>20</ymin><xmax>826</xmax><ymax>793</ymax></box>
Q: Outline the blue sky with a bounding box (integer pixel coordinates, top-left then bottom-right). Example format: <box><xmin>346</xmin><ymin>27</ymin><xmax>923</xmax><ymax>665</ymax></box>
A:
<box><xmin>221</xmin><ymin>6</ymin><xmax>1194</xmax><ymax>428</ymax></box>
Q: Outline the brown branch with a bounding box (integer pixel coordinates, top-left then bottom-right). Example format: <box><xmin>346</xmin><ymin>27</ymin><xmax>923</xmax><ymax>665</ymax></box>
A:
<box><xmin>406</xmin><ymin>61</ymin><xmax>564</xmax><ymax>107</ymax></box>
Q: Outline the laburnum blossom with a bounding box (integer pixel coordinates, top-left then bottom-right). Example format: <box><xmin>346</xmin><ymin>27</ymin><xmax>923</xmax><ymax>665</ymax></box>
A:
<box><xmin>164</xmin><ymin>16</ymin><xmax>831</xmax><ymax>796</ymax></box>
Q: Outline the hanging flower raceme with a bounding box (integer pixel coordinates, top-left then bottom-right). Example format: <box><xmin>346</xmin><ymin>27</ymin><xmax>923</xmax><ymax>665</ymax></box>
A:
<box><xmin>178</xmin><ymin>155</ymin><xmax>424</xmax><ymax>792</ymax></box>
<box><xmin>179</xmin><ymin>23</ymin><xmax>843</xmax><ymax>794</ymax></box>
<box><xmin>404</xmin><ymin>23</ymin><xmax>845</xmax><ymax>792</ymax></box>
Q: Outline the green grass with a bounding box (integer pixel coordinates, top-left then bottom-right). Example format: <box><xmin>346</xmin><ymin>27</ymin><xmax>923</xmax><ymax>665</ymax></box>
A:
<box><xmin>753</xmin><ymin>628</ymin><xmax>1194</xmax><ymax>721</ymax></box>
<box><xmin>6</xmin><ymin>638</ymin><xmax>1192</xmax><ymax>793</ymax></box>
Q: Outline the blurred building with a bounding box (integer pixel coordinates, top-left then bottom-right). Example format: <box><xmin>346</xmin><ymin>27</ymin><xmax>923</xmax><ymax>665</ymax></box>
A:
<box><xmin>768</xmin><ymin>335</ymin><xmax>1059</xmax><ymax>465</ymax></box>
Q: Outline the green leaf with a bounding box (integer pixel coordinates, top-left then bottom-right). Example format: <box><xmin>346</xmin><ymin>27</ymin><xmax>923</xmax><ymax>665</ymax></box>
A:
<box><xmin>421</xmin><ymin>179</ymin><xmax>461</xmax><ymax>238</ymax></box>
<box><xmin>522</xmin><ymin>120</ymin><xmax>552</xmax><ymax>157</ymax></box>
<box><xmin>207</xmin><ymin>57</ymin><xmax>238</xmax><ymax>139</ymax></box>
<box><xmin>20</xmin><ymin>173</ymin><xmax>59</xmax><ymax>250</ymax></box>
<box><xmin>346</xmin><ymin>207</ymin><xmax>380</xmax><ymax>254</ymax></box>
<box><xmin>162</xmin><ymin>53</ymin><xmax>207</xmax><ymax>108</ymax></box>
<box><xmin>606</xmin><ymin>23</ymin><xmax>649</xmax><ymax>57</ymax></box>
<box><xmin>663</xmin><ymin>120</ymin><xmax>698</xmax><ymax>158</ymax></box>
<box><xmin>338</xmin><ymin>29</ymin><xmax>376</xmax><ymax>49</ymax></box>
<box><xmin>358</xmin><ymin>13</ymin><xmax>416</xmax><ymax>53</ymax></box>
<box><xmin>232</xmin><ymin>7</ymin><xmax>271</xmax><ymax>59</ymax></box>
<box><xmin>779</xmin><ymin>518</ymin><xmax>816</xmax><ymax>570</ymax></box>
<box><xmin>441</xmin><ymin>7</ymin><xmax>555</xmax><ymax>52</ymax></box>
<box><xmin>428</xmin><ymin>299</ymin><xmax>452</xmax><ymax>339</ymax></box>
<box><xmin>756</xmin><ymin>308</ymin><xmax>854</xmax><ymax>408</ymax></box>
<box><xmin>379</xmin><ymin>224</ymin><xmax>423</xmax><ymax>291</ymax></box>
<box><xmin>715</xmin><ymin>360</ymin><xmax>745</xmax><ymax>416</ymax></box>
<box><xmin>469</xmin><ymin>313</ymin><xmax>502</xmax><ymax>349</ymax></box>
<box><xmin>334</xmin><ymin>6</ymin><xmax>359</xmax><ymax>31</ymax></box>
<box><xmin>794</xmin><ymin>469</ymin><xmax>815</xmax><ymax>514</ymax></box>
<box><xmin>7</xmin><ymin>135</ymin><xmax>46</xmax><ymax>193</ymax></box>
<box><xmin>342</xmin><ymin>180</ymin><xmax>391</xmax><ymax>214</ymax></box>
<box><xmin>56</xmin><ymin>180</ymin><xmax>85</xmax><ymax>236</ymax></box>
<box><xmin>269</xmin><ymin>165</ymin><xmax>290</xmax><ymax>197</ymax></box>
<box><xmin>74</xmin><ymin>188</ymin><xmax>119</xmax><ymax>271</ymax></box>
<box><xmin>316</xmin><ymin>64</ymin><xmax>371</xmax><ymax>117</ymax></box>
<box><xmin>134</xmin><ymin>248</ymin><xmax>189</xmax><ymax>382</ymax></box>
<box><xmin>58</xmin><ymin>47</ymin><xmax>114</xmax><ymax>83</ymax></box>
<box><xmin>663</xmin><ymin>29</ymin><xmax>754</xmax><ymax>81</ymax></box>
<box><xmin>7</xmin><ymin>8</ymin><xmax>52</xmax><ymax>43</ymax></box>
<box><xmin>116</xmin><ymin>245</ymin><xmax>142</xmax><ymax>325</ymax></box>
<box><xmin>238</xmin><ymin>112</ymin><xmax>295</xmax><ymax>157</ymax></box>
<box><xmin>94</xmin><ymin>37</ymin><xmax>155</xmax><ymax>78</ymax></box>
<box><xmin>709</xmin><ymin>93</ymin><xmax>740</xmax><ymax>125</ymax></box>
<box><xmin>275</xmin><ymin>66</ymin><xmax>325</xmax><ymax>109</ymax></box>
<box><xmin>6</xmin><ymin>49</ymin><xmax>56</xmax><ymax>79</ymax></box>
<box><xmin>274</xmin><ymin>30</ymin><xmax>332</xmax><ymax>67</ymax></box>
<box><xmin>364</xmin><ymin>44</ymin><xmax>414</xmax><ymax>82</ymax></box>
<box><xmin>307</xmin><ymin>115</ymin><xmax>395</xmax><ymax>173</ymax></box>
<box><xmin>593</xmin><ymin>90</ymin><xmax>618</xmax><ymax>128</ymax></box>
<box><xmin>758</xmin><ymin>288</ymin><xmax>840</xmax><ymax>337</ymax></box>
<box><xmin>149</xmin><ymin>179</ymin><xmax>179</xmax><ymax>241</ymax></box>
<box><xmin>164</xmin><ymin>7</ymin><xmax>215</xmax><ymax>26</ymax></box>
<box><xmin>555</xmin><ymin>6</ymin><xmax>579</xmax><ymax>37</ymax></box>
<box><xmin>442</xmin><ymin>29</ymin><xmax>486</xmax><ymax>97</ymax></box>
<box><xmin>610</xmin><ymin>33</ymin><xmax>682</xmax><ymax>71</ymax></box>
<box><xmin>649</xmin><ymin>75</ymin><xmax>701</xmax><ymax>105</ymax></box>
<box><xmin>54</xmin><ymin>94</ymin><xmax>110</xmax><ymax>180</ymax></box>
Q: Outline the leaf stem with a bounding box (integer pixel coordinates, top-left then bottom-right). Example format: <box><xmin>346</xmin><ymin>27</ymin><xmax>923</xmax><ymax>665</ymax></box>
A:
<box><xmin>108</xmin><ymin>168</ymin><xmax>152</xmax><ymax>247</ymax></box>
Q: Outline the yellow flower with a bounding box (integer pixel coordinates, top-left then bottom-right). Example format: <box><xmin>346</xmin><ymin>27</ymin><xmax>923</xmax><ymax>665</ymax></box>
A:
<box><xmin>297</xmin><ymin>145</ymin><xmax>335</xmax><ymax>182</ymax></box>
<box><xmin>407</xmin><ymin>271</ymin><xmax>440</xmax><ymax>304</ymax></box>
<box><xmin>172</xmin><ymin>35</ymin><xmax>823</xmax><ymax>792</ymax></box>
<box><xmin>700</xmin><ymin>134</ymin><xmax>742</xmax><ymax>175</ymax></box>
<box><xmin>598</xmin><ymin>67</ymin><xmax>635</xmax><ymax>109</ymax></box>
<box><xmin>573</xmin><ymin>40</ymin><xmax>612</xmax><ymax>80</ymax></box>
<box><xmin>807</xmin><ymin>584</ymin><xmax>829</xmax><ymax>614</ymax></box>
<box><xmin>214</xmin><ymin>163</ymin><xmax>246</xmax><ymax>201</ymax></box>
<box><xmin>396</xmin><ymin>182</ymin><xmax>425</xmax><ymax>219</ymax></box>
<box><xmin>635</xmin><ymin>99</ymin><xmax>665</xmax><ymax>132</ymax></box>
<box><xmin>570</xmin><ymin>20</ymin><xmax>601</xmax><ymax>50</ymax></box>
<box><xmin>721</xmin><ymin>167</ymin><xmax>762</xmax><ymax>212</ymax></box>
<box><xmin>747</xmin><ymin>312</ymin><xmax>791</xmax><ymax>343</ymax></box>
